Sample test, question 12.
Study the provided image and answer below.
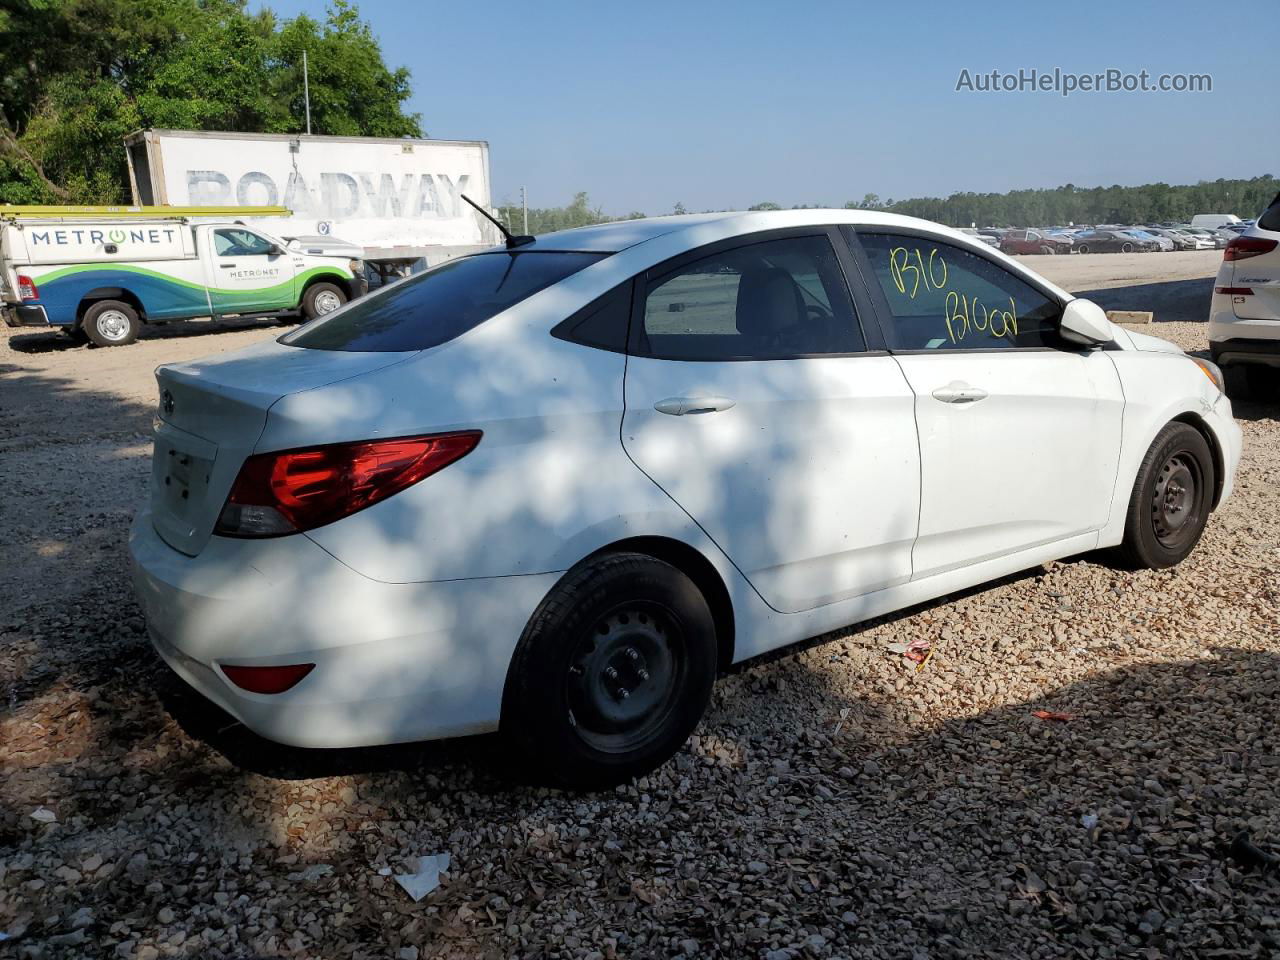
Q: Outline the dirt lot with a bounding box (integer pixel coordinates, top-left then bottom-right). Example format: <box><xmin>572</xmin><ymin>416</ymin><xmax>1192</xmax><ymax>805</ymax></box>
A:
<box><xmin>1</xmin><ymin>251</ymin><xmax>1277</xmax><ymax>959</ymax></box>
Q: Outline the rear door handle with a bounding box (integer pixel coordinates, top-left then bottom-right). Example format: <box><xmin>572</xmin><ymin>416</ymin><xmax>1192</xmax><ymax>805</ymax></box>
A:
<box><xmin>932</xmin><ymin>381</ymin><xmax>989</xmax><ymax>404</ymax></box>
<box><xmin>654</xmin><ymin>396</ymin><xmax>737</xmax><ymax>416</ymax></box>
<box><xmin>220</xmin><ymin>263</ymin><xmax>236</xmax><ymax>269</ymax></box>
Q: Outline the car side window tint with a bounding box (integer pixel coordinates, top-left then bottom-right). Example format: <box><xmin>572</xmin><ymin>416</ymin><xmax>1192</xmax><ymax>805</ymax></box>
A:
<box><xmin>635</xmin><ymin>235</ymin><xmax>864</xmax><ymax>360</ymax></box>
<box><xmin>550</xmin><ymin>282</ymin><xmax>632</xmax><ymax>353</ymax></box>
<box><xmin>857</xmin><ymin>232</ymin><xmax>1063</xmax><ymax>351</ymax></box>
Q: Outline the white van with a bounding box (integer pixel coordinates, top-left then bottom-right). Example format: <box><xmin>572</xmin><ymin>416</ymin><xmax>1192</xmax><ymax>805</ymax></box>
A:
<box><xmin>1191</xmin><ymin>214</ymin><xmax>1242</xmax><ymax>229</ymax></box>
<box><xmin>1</xmin><ymin>207</ymin><xmax>366</xmax><ymax>345</ymax></box>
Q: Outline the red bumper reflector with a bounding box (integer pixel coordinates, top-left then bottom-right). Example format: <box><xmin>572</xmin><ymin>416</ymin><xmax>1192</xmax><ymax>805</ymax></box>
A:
<box><xmin>1215</xmin><ymin>286</ymin><xmax>1254</xmax><ymax>296</ymax></box>
<box><xmin>221</xmin><ymin>662</ymin><xmax>315</xmax><ymax>694</ymax></box>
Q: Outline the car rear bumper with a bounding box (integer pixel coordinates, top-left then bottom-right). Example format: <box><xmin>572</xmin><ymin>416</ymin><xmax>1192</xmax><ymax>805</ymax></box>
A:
<box><xmin>1209</xmin><ymin>296</ymin><xmax>1280</xmax><ymax>364</ymax></box>
<box><xmin>129</xmin><ymin>508</ymin><xmax>558</xmax><ymax>748</ymax></box>
<box><xmin>2</xmin><ymin>303</ymin><xmax>51</xmax><ymax>327</ymax></box>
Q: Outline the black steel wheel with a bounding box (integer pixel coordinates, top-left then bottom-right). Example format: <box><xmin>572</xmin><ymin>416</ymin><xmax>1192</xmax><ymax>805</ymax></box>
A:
<box><xmin>501</xmin><ymin>552</ymin><xmax>717</xmax><ymax>789</ymax></box>
<box><xmin>1118</xmin><ymin>422</ymin><xmax>1214</xmax><ymax>569</ymax></box>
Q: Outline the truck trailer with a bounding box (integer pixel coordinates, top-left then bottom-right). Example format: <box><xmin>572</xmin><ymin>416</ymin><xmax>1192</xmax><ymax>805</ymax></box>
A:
<box><xmin>124</xmin><ymin>129</ymin><xmax>500</xmax><ymax>283</ymax></box>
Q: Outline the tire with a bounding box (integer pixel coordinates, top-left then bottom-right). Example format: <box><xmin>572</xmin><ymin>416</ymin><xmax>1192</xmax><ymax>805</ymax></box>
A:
<box><xmin>1076</xmin><ymin>244</ymin><xmax>1090</xmax><ymax>255</ymax></box>
<box><xmin>501</xmin><ymin>552</ymin><xmax>717</xmax><ymax>790</ymax></box>
<box><xmin>1117</xmin><ymin>422</ymin><xmax>1214</xmax><ymax>570</ymax></box>
<box><xmin>1121</xmin><ymin>242</ymin><xmax>1134</xmax><ymax>253</ymax></box>
<box><xmin>82</xmin><ymin>300</ymin><xmax>140</xmax><ymax>347</ymax></box>
<box><xmin>301</xmin><ymin>282</ymin><xmax>347</xmax><ymax>320</ymax></box>
<box><xmin>1039</xmin><ymin>245</ymin><xmax>1055</xmax><ymax>255</ymax></box>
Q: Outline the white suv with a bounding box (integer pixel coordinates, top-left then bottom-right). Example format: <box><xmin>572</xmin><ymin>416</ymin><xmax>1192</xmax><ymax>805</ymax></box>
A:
<box><xmin>1209</xmin><ymin>193</ymin><xmax>1280</xmax><ymax>393</ymax></box>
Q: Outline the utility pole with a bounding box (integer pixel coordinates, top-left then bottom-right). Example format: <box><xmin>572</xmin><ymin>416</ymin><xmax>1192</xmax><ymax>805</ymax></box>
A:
<box><xmin>303</xmin><ymin>49</ymin><xmax>312</xmax><ymax>135</ymax></box>
<box><xmin>521</xmin><ymin>185</ymin><xmax>528</xmax><ymax>235</ymax></box>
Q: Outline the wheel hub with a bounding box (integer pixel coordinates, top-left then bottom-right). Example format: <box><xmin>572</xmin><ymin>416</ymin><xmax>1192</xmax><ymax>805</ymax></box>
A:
<box><xmin>1151</xmin><ymin>455</ymin><xmax>1197</xmax><ymax>543</ymax></box>
<box><xmin>568</xmin><ymin>608</ymin><xmax>678</xmax><ymax>742</ymax></box>
<box><xmin>314</xmin><ymin>291</ymin><xmax>342</xmax><ymax>315</ymax></box>
<box><xmin>98</xmin><ymin>310</ymin><xmax>130</xmax><ymax>340</ymax></box>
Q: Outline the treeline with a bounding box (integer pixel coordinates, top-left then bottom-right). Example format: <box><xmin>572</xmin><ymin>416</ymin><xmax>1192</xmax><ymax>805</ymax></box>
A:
<box><xmin>0</xmin><ymin>0</ymin><xmax>419</xmax><ymax>203</ymax></box>
<box><xmin>874</xmin><ymin>177</ymin><xmax>1279</xmax><ymax>227</ymax></box>
<box><xmin>501</xmin><ymin>176</ymin><xmax>1279</xmax><ymax>238</ymax></box>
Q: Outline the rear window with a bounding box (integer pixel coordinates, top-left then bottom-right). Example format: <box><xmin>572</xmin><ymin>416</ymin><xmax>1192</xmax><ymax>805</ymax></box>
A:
<box><xmin>282</xmin><ymin>250</ymin><xmax>607</xmax><ymax>352</ymax></box>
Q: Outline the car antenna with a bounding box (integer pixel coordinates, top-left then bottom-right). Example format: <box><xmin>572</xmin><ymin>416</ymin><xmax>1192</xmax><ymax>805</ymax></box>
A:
<box><xmin>461</xmin><ymin>194</ymin><xmax>535</xmax><ymax>249</ymax></box>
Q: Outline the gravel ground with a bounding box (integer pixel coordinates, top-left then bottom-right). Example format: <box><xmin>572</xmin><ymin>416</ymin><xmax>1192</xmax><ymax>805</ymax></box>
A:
<box><xmin>1</xmin><ymin>253</ymin><xmax>1277</xmax><ymax>959</ymax></box>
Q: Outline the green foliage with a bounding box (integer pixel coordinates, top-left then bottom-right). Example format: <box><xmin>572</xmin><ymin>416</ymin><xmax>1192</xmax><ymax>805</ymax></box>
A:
<box><xmin>859</xmin><ymin>177</ymin><xmax>1279</xmax><ymax>227</ymax></box>
<box><xmin>0</xmin><ymin>0</ymin><xmax>421</xmax><ymax>203</ymax></box>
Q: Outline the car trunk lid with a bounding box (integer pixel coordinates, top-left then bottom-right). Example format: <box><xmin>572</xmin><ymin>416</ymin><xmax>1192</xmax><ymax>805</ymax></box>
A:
<box><xmin>150</xmin><ymin>339</ymin><xmax>413</xmax><ymax>556</ymax></box>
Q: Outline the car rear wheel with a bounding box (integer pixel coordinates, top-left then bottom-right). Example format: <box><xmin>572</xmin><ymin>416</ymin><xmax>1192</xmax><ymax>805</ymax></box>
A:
<box><xmin>83</xmin><ymin>300</ymin><xmax>140</xmax><ymax>347</ymax></box>
<box><xmin>1076</xmin><ymin>243</ymin><xmax>1090</xmax><ymax>254</ymax></box>
<box><xmin>501</xmin><ymin>552</ymin><xmax>717</xmax><ymax>790</ymax></box>
<box><xmin>1121</xmin><ymin>242</ymin><xmax>1134</xmax><ymax>253</ymax></box>
<box><xmin>1116</xmin><ymin>422</ymin><xmax>1214</xmax><ymax>569</ymax></box>
<box><xmin>301</xmin><ymin>282</ymin><xmax>347</xmax><ymax>321</ymax></box>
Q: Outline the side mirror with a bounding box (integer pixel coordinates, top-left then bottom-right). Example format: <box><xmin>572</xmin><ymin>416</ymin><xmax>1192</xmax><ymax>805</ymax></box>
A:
<box><xmin>267</xmin><ymin>244</ymin><xmax>284</xmax><ymax>256</ymax></box>
<box><xmin>1059</xmin><ymin>298</ymin><xmax>1114</xmax><ymax>346</ymax></box>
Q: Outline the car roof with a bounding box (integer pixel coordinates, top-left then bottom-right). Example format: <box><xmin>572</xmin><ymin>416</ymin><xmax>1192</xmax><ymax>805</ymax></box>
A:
<box><xmin>525</xmin><ymin>209</ymin><xmax>984</xmax><ymax>253</ymax></box>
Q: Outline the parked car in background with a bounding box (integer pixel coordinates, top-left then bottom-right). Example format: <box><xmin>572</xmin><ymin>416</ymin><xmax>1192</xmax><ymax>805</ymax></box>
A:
<box><xmin>1125</xmin><ymin>229</ymin><xmax>1174</xmax><ymax>252</ymax></box>
<box><xmin>999</xmin><ymin>228</ymin><xmax>1073</xmax><ymax>255</ymax></box>
<box><xmin>957</xmin><ymin>227</ymin><xmax>999</xmax><ymax>248</ymax></box>
<box><xmin>1146</xmin><ymin>228</ymin><xmax>1208</xmax><ymax>250</ymax></box>
<box><xmin>1182</xmin><ymin>227</ymin><xmax>1230</xmax><ymax>250</ymax></box>
<box><xmin>1209</xmin><ymin>193</ymin><xmax>1280</xmax><ymax>395</ymax></box>
<box><xmin>1073</xmin><ymin>229</ymin><xmax>1159</xmax><ymax>254</ymax></box>
<box><xmin>130</xmin><ymin>209</ymin><xmax>1241</xmax><ymax>787</ymax></box>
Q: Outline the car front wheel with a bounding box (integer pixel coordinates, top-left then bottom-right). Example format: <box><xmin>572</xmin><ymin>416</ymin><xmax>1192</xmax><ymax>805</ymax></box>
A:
<box><xmin>1117</xmin><ymin>422</ymin><xmax>1214</xmax><ymax>569</ymax></box>
<box><xmin>501</xmin><ymin>552</ymin><xmax>717</xmax><ymax>789</ymax></box>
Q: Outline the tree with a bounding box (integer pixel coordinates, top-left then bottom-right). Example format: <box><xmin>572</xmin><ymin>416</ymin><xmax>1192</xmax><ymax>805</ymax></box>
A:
<box><xmin>749</xmin><ymin>201</ymin><xmax>781</xmax><ymax>211</ymax></box>
<box><xmin>0</xmin><ymin>0</ymin><xmax>421</xmax><ymax>203</ymax></box>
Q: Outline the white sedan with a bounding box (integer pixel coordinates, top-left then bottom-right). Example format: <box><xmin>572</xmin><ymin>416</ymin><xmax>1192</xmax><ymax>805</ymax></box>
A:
<box><xmin>130</xmin><ymin>210</ymin><xmax>1242</xmax><ymax>788</ymax></box>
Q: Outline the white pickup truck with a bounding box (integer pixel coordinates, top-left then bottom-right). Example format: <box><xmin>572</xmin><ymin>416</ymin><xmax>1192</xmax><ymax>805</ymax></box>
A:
<box><xmin>1</xmin><ymin>207</ymin><xmax>366</xmax><ymax>345</ymax></box>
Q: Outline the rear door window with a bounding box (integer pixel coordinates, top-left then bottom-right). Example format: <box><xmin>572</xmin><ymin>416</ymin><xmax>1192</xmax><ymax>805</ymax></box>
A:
<box><xmin>634</xmin><ymin>234</ymin><xmax>865</xmax><ymax>360</ymax></box>
<box><xmin>283</xmin><ymin>251</ymin><xmax>607</xmax><ymax>352</ymax></box>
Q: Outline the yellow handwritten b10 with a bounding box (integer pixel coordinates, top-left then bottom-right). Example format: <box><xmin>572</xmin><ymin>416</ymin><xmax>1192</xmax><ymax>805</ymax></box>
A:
<box><xmin>889</xmin><ymin>246</ymin><xmax>947</xmax><ymax>300</ymax></box>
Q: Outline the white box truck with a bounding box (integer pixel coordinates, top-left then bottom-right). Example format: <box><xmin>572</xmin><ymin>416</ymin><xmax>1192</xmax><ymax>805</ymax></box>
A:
<box><xmin>124</xmin><ymin>129</ymin><xmax>500</xmax><ymax>283</ymax></box>
<box><xmin>1</xmin><ymin>206</ymin><xmax>366</xmax><ymax>345</ymax></box>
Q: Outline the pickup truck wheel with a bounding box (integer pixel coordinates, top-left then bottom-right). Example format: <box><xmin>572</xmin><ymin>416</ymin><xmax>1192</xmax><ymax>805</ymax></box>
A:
<box><xmin>302</xmin><ymin>282</ymin><xmax>346</xmax><ymax>320</ymax></box>
<box><xmin>83</xmin><ymin>300</ymin><xmax>140</xmax><ymax>347</ymax></box>
<box><xmin>1116</xmin><ymin>422</ymin><xmax>1213</xmax><ymax>570</ymax></box>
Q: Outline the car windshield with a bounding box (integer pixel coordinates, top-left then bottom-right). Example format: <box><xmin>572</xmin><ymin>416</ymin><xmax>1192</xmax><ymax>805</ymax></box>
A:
<box><xmin>283</xmin><ymin>250</ymin><xmax>608</xmax><ymax>352</ymax></box>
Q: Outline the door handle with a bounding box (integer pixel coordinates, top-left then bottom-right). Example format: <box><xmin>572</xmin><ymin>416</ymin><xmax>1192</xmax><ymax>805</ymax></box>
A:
<box><xmin>654</xmin><ymin>396</ymin><xmax>737</xmax><ymax>416</ymax></box>
<box><xmin>932</xmin><ymin>381</ymin><xmax>989</xmax><ymax>404</ymax></box>
<box><xmin>220</xmin><ymin>263</ymin><xmax>236</xmax><ymax>269</ymax></box>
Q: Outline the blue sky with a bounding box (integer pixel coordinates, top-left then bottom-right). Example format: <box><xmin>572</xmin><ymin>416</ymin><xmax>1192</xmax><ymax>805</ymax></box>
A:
<box><xmin>258</xmin><ymin>0</ymin><xmax>1276</xmax><ymax>215</ymax></box>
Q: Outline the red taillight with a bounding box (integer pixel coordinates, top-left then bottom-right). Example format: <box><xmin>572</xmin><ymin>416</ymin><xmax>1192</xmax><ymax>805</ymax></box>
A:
<box><xmin>221</xmin><ymin>663</ymin><xmax>315</xmax><ymax>694</ymax></box>
<box><xmin>215</xmin><ymin>431</ymin><xmax>481</xmax><ymax>537</ymax></box>
<box><xmin>1223</xmin><ymin>236</ymin><xmax>1279</xmax><ymax>261</ymax></box>
<box><xmin>1215</xmin><ymin>286</ymin><xmax>1254</xmax><ymax>296</ymax></box>
<box><xmin>17</xmin><ymin>275</ymin><xmax>38</xmax><ymax>301</ymax></box>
